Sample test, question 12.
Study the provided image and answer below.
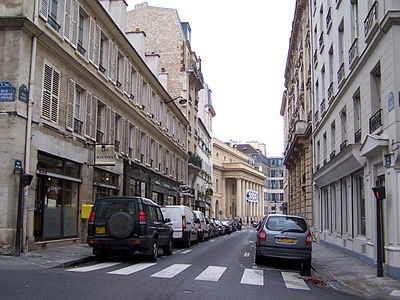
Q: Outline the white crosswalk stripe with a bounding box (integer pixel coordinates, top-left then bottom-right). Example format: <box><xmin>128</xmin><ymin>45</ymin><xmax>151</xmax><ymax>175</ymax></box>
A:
<box><xmin>65</xmin><ymin>262</ymin><xmax>311</xmax><ymax>291</ymax></box>
<box><xmin>150</xmin><ymin>263</ymin><xmax>191</xmax><ymax>278</ymax></box>
<box><xmin>107</xmin><ymin>263</ymin><xmax>156</xmax><ymax>275</ymax></box>
<box><xmin>281</xmin><ymin>272</ymin><xmax>310</xmax><ymax>290</ymax></box>
<box><xmin>240</xmin><ymin>268</ymin><xmax>264</xmax><ymax>286</ymax></box>
<box><xmin>66</xmin><ymin>262</ymin><xmax>120</xmax><ymax>273</ymax></box>
<box><xmin>195</xmin><ymin>266</ymin><xmax>227</xmax><ymax>282</ymax></box>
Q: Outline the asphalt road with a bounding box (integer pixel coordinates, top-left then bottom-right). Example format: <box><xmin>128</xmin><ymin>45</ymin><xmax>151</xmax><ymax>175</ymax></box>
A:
<box><xmin>0</xmin><ymin>229</ymin><xmax>363</xmax><ymax>300</ymax></box>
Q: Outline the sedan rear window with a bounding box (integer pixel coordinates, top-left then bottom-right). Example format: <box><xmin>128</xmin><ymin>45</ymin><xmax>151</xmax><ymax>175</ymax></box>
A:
<box><xmin>96</xmin><ymin>200</ymin><xmax>137</xmax><ymax>223</ymax></box>
<box><xmin>266</xmin><ymin>216</ymin><xmax>307</xmax><ymax>233</ymax></box>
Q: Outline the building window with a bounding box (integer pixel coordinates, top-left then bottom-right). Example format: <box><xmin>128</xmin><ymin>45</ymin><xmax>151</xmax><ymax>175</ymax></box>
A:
<box><xmin>41</xmin><ymin>62</ymin><xmax>60</xmax><ymax>123</ymax></box>
<box><xmin>73</xmin><ymin>87</ymin><xmax>84</xmax><ymax>135</ymax></box>
<box><xmin>77</xmin><ymin>9</ymin><xmax>88</xmax><ymax>56</ymax></box>
<box><xmin>354</xmin><ymin>173</ymin><xmax>366</xmax><ymax>236</ymax></box>
<box><xmin>99</xmin><ymin>33</ymin><xmax>109</xmax><ymax>74</ymax></box>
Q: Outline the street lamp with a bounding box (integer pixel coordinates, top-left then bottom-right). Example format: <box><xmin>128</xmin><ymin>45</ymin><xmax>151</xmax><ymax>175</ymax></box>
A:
<box><xmin>165</xmin><ymin>96</ymin><xmax>187</xmax><ymax>105</ymax></box>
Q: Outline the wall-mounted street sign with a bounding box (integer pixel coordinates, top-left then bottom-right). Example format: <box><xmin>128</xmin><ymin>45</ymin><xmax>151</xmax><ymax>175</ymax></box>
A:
<box><xmin>95</xmin><ymin>144</ymin><xmax>116</xmax><ymax>166</ymax></box>
<box><xmin>19</xmin><ymin>84</ymin><xmax>29</xmax><ymax>103</ymax></box>
<box><xmin>14</xmin><ymin>159</ymin><xmax>22</xmax><ymax>171</ymax></box>
<box><xmin>0</xmin><ymin>81</ymin><xmax>16</xmax><ymax>102</ymax></box>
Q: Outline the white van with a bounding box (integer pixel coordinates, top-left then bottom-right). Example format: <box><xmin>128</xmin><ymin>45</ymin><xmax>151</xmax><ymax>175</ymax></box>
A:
<box><xmin>161</xmin><ymin>205</ymin><xmax>199</xmax><ymax>247</ymax></box>
<box><xmin>193</xmin><ymin>210</ymin><xmax>209</xmax><ymax>242</ymax></box>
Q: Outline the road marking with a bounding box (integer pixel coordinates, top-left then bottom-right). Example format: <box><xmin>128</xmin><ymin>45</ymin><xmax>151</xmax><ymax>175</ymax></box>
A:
<box><xmin>195</xmin><ymin>266</ymin><xmax>227</xmax><ymax>281</ymax></box>
<box><xmin>240</xmin><ymin>268</ymin><xmax>264</xmax><ymax>286</ymax></box>
<box><xmin>181</xmin><ymin>249</ymin><xmax>192</xmax><ymax>254</ymax></box>
<box><xmin>248</xmin><ymin>241</ymin><xmax>254</xmax><ymax>243</ymax></box>
<box><xmin>173</xmin><ymin>249</ymin><xmax>184</xmax><ymax>254</ymax></box>
<box><xmin>209</xmin><ymin>239</ymin><xmax>215</xmax><ymax>242</ymax></box>
<box><xmin>151</xmin><ymin>264</ymin><xmax>191</xmax><ymax>278</ymax></box>
<box><xmin>390</xmin><ymin>290</ymin><xmax>400</xmax><ymax>297</ymax></box>
<box><xmin>281</xmin><ymin>272</ymin><xmax>310</xmax><ymax>290</ymax></box>
<box><xmin>66</xmin><ymin>262</ymin><xmax>120</xmax><ymax>273</ymax></box>
<box><xmin>244</xmin><ymin>252</ymin><xmax>250</xmax><ymax>257</ymax></box>
<box><xmin>107</xmin><ymin>263</ymin><xmax>156</xmax><ymax>275</ymax></box>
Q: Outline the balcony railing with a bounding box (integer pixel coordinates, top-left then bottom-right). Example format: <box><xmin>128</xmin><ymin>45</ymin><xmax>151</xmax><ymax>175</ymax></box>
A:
<box><xmin>354</xmin><ymin>129</ymin><xmax>362</xmax><ymax>144</ymax></box>
<box><xmin>48</xmin><ymin>15</ymin><xmax>61</xmax><ymax>32</ymax></box>
<box><xmin>348</xmin><ymin>38</ymin><xmax>359</xmax><ymax>68</ymax></box>
<box><xmin>323</xmin><ymin>159</ymin><xmax>327</xmax><ymax>165</ymax></box>
<box><xmin>314</xmin><ymin>111</ymin><xmax>319</xmax><ymax>124</ymax></box>
<box><xmin>369</xmin><ymin>109</ymin><xmax>382</xmax><ymax>133</ymax></box>
<box><xmin>319</xmin><ymin>32</ymin><xmax>324</xmax><ymax>51</ymax></box>
<box><xmin>330</xmin><ymin>150</ymin><xmax>336</xmax><ymax>160</ymax></box>
<box><xmin>96</xmin><ymin>130</ymin><xmax>104</xmax><ymax>143</ymax></box>
<box><xmin>99</xmin><ymin>64</ymin><xmax>106</xmax><ymax>74</ymax></box>
<box><xmin>114</xmin><ymin>140</ymin><xmax>120</xmax><ymax>152</ymax></box>
<box><xmin>337</xmin><ymin>63</ymin><xmax>345</xmax><ymax>86</ymax></box>
<box><xmin>320</xmin><ymin>99</ymin><xmax>326</xmax><ymax>115</ymax></box>
<box><xmin>340</xmin><ymin>140</ymin><xmax>347</xmax><ymax>151</ymax></box>
<box><xmin>327</xmin><ymin>82</ymin><xmax>334</xmax><ymax>103</ymax></box>
<box><xmin>73</xmin><ymin>118</ymin><xmax>83</xmax><ymax>135</ymax></box>
<box><xmin>188</xmin><ymin>151</ymin><xmax>202</xmax><ymax>169</ymax></box>
<box><xmin>313</xmin><ymin>49</ymin><xmax>318</xmax><ymax>68</ymax></box>
<box><xmin>326</xmin><ymin>7</ymin><xmax>332</xmax><ymax>31</ymax></box>
<box><xmin>364</xmin><ymin>2</ymin><xmax>378</xmax><ymax>39</ymax></box>
<box><xmin>307</xmin><ymin>111</ymin><xmax>312</xmax><ymax>123</ymax></box>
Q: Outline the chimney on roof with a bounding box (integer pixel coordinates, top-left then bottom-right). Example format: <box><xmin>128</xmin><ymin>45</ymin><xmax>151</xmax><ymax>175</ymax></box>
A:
<box><xmin>99</xmin><ymin>0</ymin><xmax>127</xmax><ymax>31</ymax></box>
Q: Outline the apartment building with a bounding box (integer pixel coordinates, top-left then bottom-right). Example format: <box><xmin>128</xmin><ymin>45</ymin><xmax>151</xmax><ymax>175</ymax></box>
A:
<box><xmin>310</xmin><ymin>0</ymin><xmax>400</xmax><ymax>278</ymax></box>
<box><xmin>0</xmin><ymin>0</ymin><xmax>188</xmax><ymax>254</ymax></box>
<box><xmin>126</xmin><ymin>2</ymin><xmax>208</xmax><ymax>210</ymax></box>
<box><xmin>281</xmin><ymin>0</ymin><xmax>314</xmax><ymax>226</ymax></box>
<box><xmin>212</xmin><ymin>140</ymin><xmax>265</xmax><ymax>223</ymax></box>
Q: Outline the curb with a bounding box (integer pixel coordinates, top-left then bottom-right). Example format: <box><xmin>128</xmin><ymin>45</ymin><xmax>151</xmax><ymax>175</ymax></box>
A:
<box><xmin>53</xmin><ymin>255</ymin><xmax>96</xmax><ymax>268</ymax></box>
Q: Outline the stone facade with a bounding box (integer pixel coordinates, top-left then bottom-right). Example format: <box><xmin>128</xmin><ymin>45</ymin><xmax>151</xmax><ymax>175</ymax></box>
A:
<box><xmin>0</xmin><ymin>0</ymin><xmax>188</xmax><ymax>254</ymax></box>
<box><xmin>212</xmin><ymin>139</ymin><xmax>265</xmax><ymax>223</ymax></box>
<box><xmin>281</xmin><ymin>0</ymin><xmax>314</xmax><ymax>226</ymax></box>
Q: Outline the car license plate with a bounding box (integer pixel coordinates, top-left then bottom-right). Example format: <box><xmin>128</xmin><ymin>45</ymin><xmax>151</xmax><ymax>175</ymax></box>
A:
<box><xmin>95</xmin><ymin>226</ymin><xmax>105</xmax><ymax>234</ymax></box>
<box><xmin>277</xmin><ymin>238</ymin><xmax>295</xmax><ymax>244</ymax></box>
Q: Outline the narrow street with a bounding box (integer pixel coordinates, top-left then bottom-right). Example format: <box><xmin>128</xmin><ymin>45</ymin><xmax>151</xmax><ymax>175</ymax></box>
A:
<box><xmin>0</xmin><ymin>229</ymin><xmax>361</xmax><ymax>300</ymax></box>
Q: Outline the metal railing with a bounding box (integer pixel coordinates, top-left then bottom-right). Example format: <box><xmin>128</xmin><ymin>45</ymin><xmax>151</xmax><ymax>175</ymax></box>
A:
<box><xmin>354</xmin><ymin>129</ymin><xmax>362</xmax><ymax>144</ymax></box>
<box><xmin>369</xmin><ymin>109</ymin><xmax>382</xmax><ymax>133</ymax></box>
<box><xmin>340</xmin><ymin>140</ymin><xmax>347</xmax><ymax>151</ymax></box>
<box><xmin>364</xmin><ymin>2</ymin><xmax>378</xmax><ymax>38</ymax></box>
<box><xmin>320</xmin><ymin>99</ymin><xmax>326</xmax><ymax>115</ymax></box>
<box><xmin>348</xmin><ymin>38</ymin><xmax>358</xmax><ymax>66</ymax></box>
<box><xmin>114</xmin><ymin>140</ymin><xmax>120</xmax><ymax>152</ymax></box>
<box><xmin>330</xmin><ymin>150</ymin><xmax>336</xmax><ymax>160</ymax></box>
<box><xmin>337</xmin><ymin>63</ymin><xmax>345</xmax><ymax>85</ymax></box>
<box><xmin>48</xmin><ymin>15</ymin><xmax>61</xmax><ymax>32</ymax></box>
<box><xmin>73</xmin><ymin>118</ymin><xmax>83</xmax><ymax>135</ymax></box>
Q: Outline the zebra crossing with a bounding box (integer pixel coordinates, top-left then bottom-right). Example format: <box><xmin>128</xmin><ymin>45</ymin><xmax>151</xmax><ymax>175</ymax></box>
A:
<box><xmin>66</xmin><ymin>262</ymin><xmax>310</xmax><ymax>291</ymax></box>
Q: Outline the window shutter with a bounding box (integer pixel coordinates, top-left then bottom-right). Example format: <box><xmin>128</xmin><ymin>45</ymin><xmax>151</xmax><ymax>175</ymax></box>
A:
<box><xmin>155</xmin><ymin>142</ymin><xmax>159</xmax><ymax>170</ymax></box>
<box><xmin>94</xmin><ymin>25</ymin><xmax>101</xmax><ymax>67</ymax></box>
<box><xmin>108</xmin><ymin>40</ymin><xmax>114</xmax><ymax>81</ymax></box>
<box><xmin>91</xmin><ymin>96</ymin><xmax>98</xmax><ymax>140</ymax></box>
<box><xmin>135</xmin><ymin>127</ymin><xmax>140</xmax><ymax>161</ymax></box>
<box><xmin>127</xmin><ymin>63</ymin><xmax>132</xmax><ymax>97</ymax></box>
<box><xmin>104</xmin><ymin>107</ymin><xmax>110</xmax><ymax>142</ymax></box>
<box><xmin>70</xmin><ymin>0</ymin><xmax>79</xmax><ymax>48</ymax></box>
<box><xmin>122</xmin><ymin>57</ymin><xmax>128</xmax><ymax>94</ymax></box>
<box><xmin>51</xmin><ymin>68</ymin><xmax>60</xmax><ymax>123</ymax></box>
<box><xmin>85</xmin><ymin>91</ymin><xmax>92</xmax><ymax>137</ymax></box>
<box><xmin>88</xmin><ymin>18</ymin><xmax>95</xmax><ymax>63</ymax></box>
<box><xmin>63</xmin><ymin>0</ymin><xmax>71</xmax><ymax>41</ymax></box>
<box><xmin>41</xmin><ymin>63</ymin><xmax>52</xmax><ymax>119</ymax></box>
<box><xmin>120</xmin><ymin>118</ymin><xmax>126</xmax><ymax>155</ymax></box>
<box><xmin>146</xmin><ymin>135</ymin><xmax>150</xmax><ymax>165</ymax></box>
<box><xmin>39</xmin><ymin>0</ymin><xmax>49</xmax><ymax>20</ymax></box>
<box><xmin>66</xmin><ymin>79</ymin><xmax>75</xmax><ymax>131</ymax></box>
<box><xmin>113</xmin><ymin>45</ymin><xmax>118</xmax><ymax>83</ymax></box>
<box><xmin>109</xmin><ymin>111</ymin><xmax>115</xmax><ymax>143</ymax></box>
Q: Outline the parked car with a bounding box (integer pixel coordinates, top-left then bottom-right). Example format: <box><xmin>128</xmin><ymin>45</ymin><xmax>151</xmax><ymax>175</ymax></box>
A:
<box><xmin>255</xmin><ymin>214</ymin><xmax>312</xmax><ymax>273</ymax></box>
<box><xmin>235</xmin><ymin>219</ymin><xmax>242</xmax><ymax>230</ymax></box>
<box><xmin>213</xmin><ymin>218</ymin><xmax>224</xmax><ymax>236</ymax></box>
<box><xmin>221</xmin><ymin>220</ymin><xmax>233</xmax><ymax>234</ymax></box>
<box><xmin>161</xmin><ymin>205</ymin><xmax>199</xmax><ymax>247</ymax></box>
<box><xmin>87</xmin><ymin>196</ymin><xmax>173</xmax><ymax>261</ymax></box>
<box><xmin>206</xmin><ymin>217</ymin><xmax>217</xmax><ymax>238</ymax></box>
<box><xmin>193</xmin><ymin>210</ymin><xmax>209</xmax><ymax>242</ymax></box>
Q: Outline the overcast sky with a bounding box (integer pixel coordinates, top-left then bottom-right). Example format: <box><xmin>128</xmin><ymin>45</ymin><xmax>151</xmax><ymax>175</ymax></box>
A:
<box><xmin>126</xmin><ymin>1</ymin><xmax>296</xmax><ymax>157</ymax></box>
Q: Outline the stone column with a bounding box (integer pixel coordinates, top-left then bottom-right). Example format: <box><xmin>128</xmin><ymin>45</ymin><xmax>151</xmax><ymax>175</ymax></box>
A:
<box><xmin>236</xmin><ymin>178</ymin><xmax>242</xmax><ymax>220</ymax></box>
<box><xmin>221</xmin><ymin>177</ymin><xmax>226</xmax><ymax>219</ymax></box>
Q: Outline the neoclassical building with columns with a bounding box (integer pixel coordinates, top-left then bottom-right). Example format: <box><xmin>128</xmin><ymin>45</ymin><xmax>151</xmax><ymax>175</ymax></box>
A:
<box><xmin>212</xmin><ymin>139</ymin><xmax>265</xmax><ymax>222</ymax></box>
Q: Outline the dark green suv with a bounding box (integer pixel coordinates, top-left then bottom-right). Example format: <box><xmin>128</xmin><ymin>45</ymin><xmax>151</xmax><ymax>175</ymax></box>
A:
<box><xmin>87</xmin><ymin>196</ymin><xmax>173</xmax><ymax>261</ymax></box>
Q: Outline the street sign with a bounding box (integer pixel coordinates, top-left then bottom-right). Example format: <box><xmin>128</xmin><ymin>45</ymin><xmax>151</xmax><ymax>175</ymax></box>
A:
<box><xmin>19</xmin><ymin>84</ymin><xmax>29</xmax><ymax>103</ymax></box>
<box><xmin>0</xmin><ymin>81</ymin><xmax>16</xmax><ymax>102</ymax></box>
<box><xmin>14</xmin><ymin>160</ymin><xmax>22</xmax><ymax>171</ymax></box>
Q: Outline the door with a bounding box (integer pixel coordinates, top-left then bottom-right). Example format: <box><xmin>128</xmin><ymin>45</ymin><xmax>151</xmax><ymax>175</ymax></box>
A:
<box><xmin>35</xmin><ymin>176</ymin><xmax>78</xmax><ymax>240</ymax></box>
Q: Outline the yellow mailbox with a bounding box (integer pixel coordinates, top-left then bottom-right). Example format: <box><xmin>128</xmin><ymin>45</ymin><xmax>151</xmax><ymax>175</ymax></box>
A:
<box><xmin>81</xmin><ymin>204</ymin><xmax>93</xmax><ymax>219</ymax></box>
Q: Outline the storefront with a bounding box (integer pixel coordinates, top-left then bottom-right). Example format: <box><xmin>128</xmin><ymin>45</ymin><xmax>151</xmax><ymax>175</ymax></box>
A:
<box><xmin>93</xmin><ymin>168</ymin><xmax>120</xmax><ymax>201</ymax></box>
<box><xmin>34</xmin><ymin>152</ymin><xmax>81</xmax><ymax>241</ymax></box>
<box><xmin>124</xmin><ymin>161</ymin><xmax>179</xmax><ymax>204</ymax></box>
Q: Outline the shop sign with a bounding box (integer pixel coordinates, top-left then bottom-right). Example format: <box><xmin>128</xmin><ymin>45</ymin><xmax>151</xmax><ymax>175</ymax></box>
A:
<box><xmin>95</xmin><ymin>144</ymin><xmax>116</xmax><ymax>166</ymax></box>
<box><xmin>205</xmin><ymin>188</ymin><xmax>213</xmax><ymax>196</ymax></box>
<box><xmin>0</xmin><ymin>81</ymin><xmax>16</xmax><ymax>102</ymax></box>
<box><xmin>19</xmin><ymin>84</ymin><xmax>29</xmax><ymax>103</ymax></box>
<box><xmin>245</xmin><ymin>189</ymin><xmax>258</xmax><ymax>203</ymax></box>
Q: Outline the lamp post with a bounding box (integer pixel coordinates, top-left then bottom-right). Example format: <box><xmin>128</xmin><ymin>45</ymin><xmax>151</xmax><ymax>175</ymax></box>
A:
<box><xmin>165</xmin><ymin>96</ymin><xmax>187</xmax><ymax>105</ymax></box>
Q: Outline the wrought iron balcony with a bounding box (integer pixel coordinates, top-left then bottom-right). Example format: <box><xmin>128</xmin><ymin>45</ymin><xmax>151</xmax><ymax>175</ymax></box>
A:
<box><xmin>330</xmin><ymin>150</ymin><xmax>336</xmax><ymax>160</ymax></box>
<box><xmin>364</xmin><ymin>2</ymin><xmax>378</xmax><ymax>39</ymax></box>
<box><xmin>319</xmin><ymin>32</ymin><xmax>324</xmax><ymax>51</ymax></box>
<box><xmin>354</xmin><ymin>129</ymin><xmax>362</xmax><ymax>144</ymax></box>
<box><xmin>328</xmin><ymin>82</ymin><xmax>334</xmax><ymax>103</ymax></box>
<box><xmin>326</xmin><ymin>7</ymin><xmax>332</xmax><ymax>31</ymax></box>
<box><xmin>77</xmin><ymin>43</ymin><xmax>86</xmax><ymax>56</ymax></box>
<box><xmin>369</xmin><ymin>109</ymin><xmax>382</xmax><ymax>133</ymax></box>
<box><xmin>320</xmin><ymin>99</ymin><xmax>326</xmax><ymax>115</ymax></box>
<box><xmin>114</xmin><ymin>140</ymin><xmax>120</xmax><ymax>152</ymax></box>
<box><xmin>337</xmin><ymin>63</ymin><xmax>345</xmax><ymax>86</ymax></box>
<box><xmin>314</xmin><ymin>111</ymin><xmax>319</xmax><ymax>124</ymax></box>
<box><xmin>307</xmin><ymin>111</ymin><xmax>312</xmax><ymax>123</ymax></box>
<box><xmin>340</xmin><ymin>140</ymin><xmax>347</xmax><ymax>151</ymax></box>
<box><xmin>323</xmin><ymin>159</ymin><xmax>327</xmax><ymax>165</ymax></box>
<box><xmin>348</xmin><ymin>38</ymin><xmax>359</xmax><ymax>68</ymax></box>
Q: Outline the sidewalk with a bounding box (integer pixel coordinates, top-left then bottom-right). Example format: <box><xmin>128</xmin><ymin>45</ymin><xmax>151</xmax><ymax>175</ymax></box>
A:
<box><xmin>0</xmin><ymin>241</ymin><xmax>399</xmax><ymax>299</ymax></box>
<box><xmin>311</xmin><ymin>242</ymin><xmax>400</xmax><ymax>299</ymax></box>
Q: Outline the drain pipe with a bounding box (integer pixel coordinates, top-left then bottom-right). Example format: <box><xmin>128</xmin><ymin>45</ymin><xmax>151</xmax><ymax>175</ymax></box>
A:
<box><xmin>22</xmin><ymin>0</ymin><xmax>39</xmax><ymax>253</ymax></box>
